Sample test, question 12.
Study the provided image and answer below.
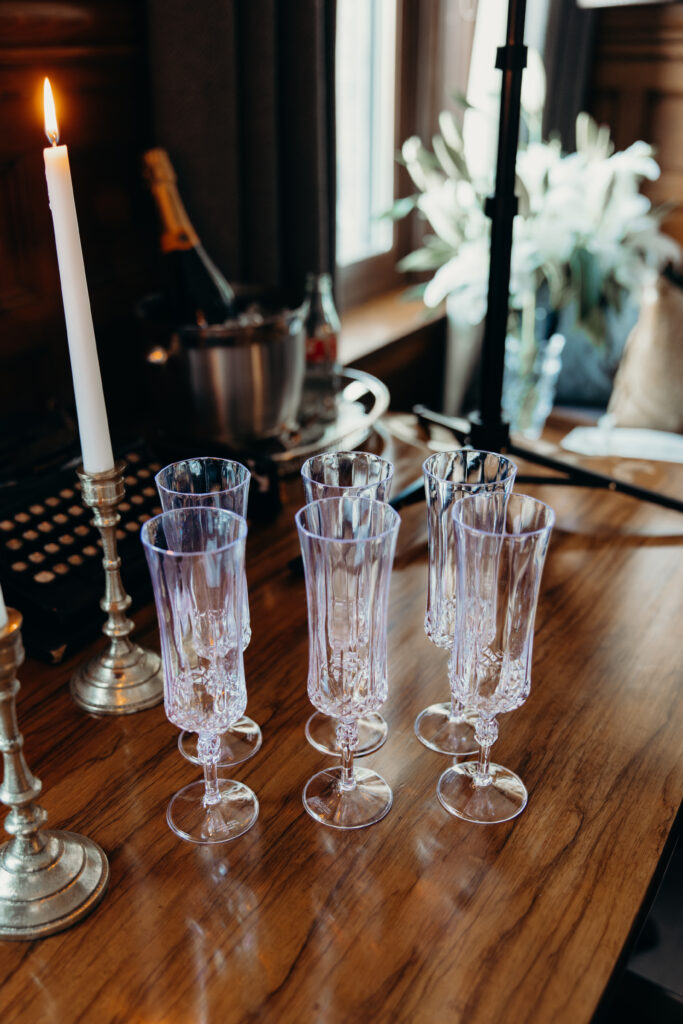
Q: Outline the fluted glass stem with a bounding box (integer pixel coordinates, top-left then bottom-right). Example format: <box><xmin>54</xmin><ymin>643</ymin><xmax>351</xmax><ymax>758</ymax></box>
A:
<box><xmin>336</xmin><ymin>720</ymin><xmax>359</xmax><ymax>792</ymax></box>
<box><xmin>473</xmin><ymin>716</ymin><xmax>499</xmax><ymax>788</ymax></box>
<box><xmin>197</xmin><ymin>733</ymin><xmax>222</xmax><ymax>807</ymax></box>
<box><xmin>449</xmin><ymin>695</ymin><xmax>467</xmax><ymax>724</ymax></box>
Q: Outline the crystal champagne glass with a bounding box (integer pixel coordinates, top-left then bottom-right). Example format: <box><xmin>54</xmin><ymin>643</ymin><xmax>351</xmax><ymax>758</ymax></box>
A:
<box><xmin>437</xmin><ymin>492</ymin><xmax>555</xmax><ymax>824</ymax></box>
<box><xmin>416</xmin><ymin>450</ymin><xmax>517</xmax><ymax>755</ymax></box>
<box><xmin>296</xmin><ymin>496</ymin><xmax>400</xmax><ymax>829</ymax></box>
<box><xmin>300</xmin><ymin>451</ymin><xmax>394</xmax><ymax>757</ymax></box>
<box><xmin>155</xmin><ymin>457</ymin><xmax>261</xmax><ymax>768</ymax></box>
<box><xmin>141</xmin><ymin>507</ymin><xmax>259</xmax><ymax>843</ymax></box>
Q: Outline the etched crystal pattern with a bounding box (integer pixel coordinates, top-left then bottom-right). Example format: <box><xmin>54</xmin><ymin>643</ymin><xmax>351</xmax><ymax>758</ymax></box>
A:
<box><xmin>449</xmin><ymin>493</ymin><xmax>554</xmax><ymax>719</ymax></box>
<box><xmin>423</xmin><ymin>451</ymin><xmax>516</xmax><ymax>649</ymax></box>
<box><xmin>155</xmin><ymin>458</ymin><xmax>251</xmax><ymax>648</ymax></box>
<box><xmin>142</xmin><ymin>507</ymin><xmax>247</xmax><ymax>735</ymax></box>
<box><xmin>297</xmin><ymin>497</ymin><xmax>398</xmax><ymax>721</ymax></box>
<box><xmin>301</xmin><ymin>451</ymin><xmax>393</xmax><ymax>503</ymax></box>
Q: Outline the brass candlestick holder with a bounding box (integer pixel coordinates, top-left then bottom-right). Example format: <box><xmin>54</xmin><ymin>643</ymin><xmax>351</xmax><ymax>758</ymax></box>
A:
<box><xmin>0</xmin><ymin>608</ymin><xmax>109</xmax><ymax>938</ymax></box>
<box><xmin>70</xmin><ymin>460</ymin><xmax>163</xmax><ymax>714</ymax></box>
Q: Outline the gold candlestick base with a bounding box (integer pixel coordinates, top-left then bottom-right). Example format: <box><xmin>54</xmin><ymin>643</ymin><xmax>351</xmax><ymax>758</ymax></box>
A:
<box><xmin>0</xmin><ymin>609</ymin><xmax>109</xmax><ymax>939</ymax></box>
<box><xmin>69</xmin><ymin>461</ymin><xmax>163</xmax><ymax>715</ymax></box>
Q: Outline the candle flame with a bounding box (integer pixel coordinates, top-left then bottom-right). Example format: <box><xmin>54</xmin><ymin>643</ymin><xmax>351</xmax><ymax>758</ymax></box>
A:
<box><xmin>43</xmin><ymin>78</ymin><xmax>59</xmax><ymax>146</ymax></box>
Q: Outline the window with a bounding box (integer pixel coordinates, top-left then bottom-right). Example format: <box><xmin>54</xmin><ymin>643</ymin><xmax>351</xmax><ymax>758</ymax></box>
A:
<box><xmin>336</xmin><ymin>0</ymin><xmax>397</xmax><ymax>269</ymax></box>
<box><xmin>335</xmin><ymin>0</ymin><xmax>404</xmax><ymax>310</ymax></box>
<box><xmin>335</xmin><ymin>0</ymin><xmax>479</xmax><ymax>312</ymax></box>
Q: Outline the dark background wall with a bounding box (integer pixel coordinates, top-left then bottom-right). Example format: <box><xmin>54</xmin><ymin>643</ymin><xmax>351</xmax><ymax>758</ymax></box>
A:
<box><xmin>0</xmin><ymin>2</ymin><xmax>153</xmax><ymax>445</ymax></box>
<box><xmin>1</xmin><ymin>0</ymin><xmax>681</xmax><ymax>465</ymax></box>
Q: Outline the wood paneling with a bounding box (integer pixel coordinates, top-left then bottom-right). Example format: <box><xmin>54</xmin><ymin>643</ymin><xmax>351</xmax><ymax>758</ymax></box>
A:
<box><xmin>589</xmin><ymin>4</ymin><xmax>683</xmax><ymax>247</ymax></box>
<box><xmin>0</xmin><ymin>1</ymin><xmax>156</xmax><ymax>433</ymax></box>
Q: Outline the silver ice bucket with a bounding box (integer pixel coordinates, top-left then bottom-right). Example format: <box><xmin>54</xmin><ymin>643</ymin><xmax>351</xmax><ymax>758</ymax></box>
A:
<box><xmin>138</xmin><ymin>292</ymin><xmax>306</xmax><ymax>443</ymax></box>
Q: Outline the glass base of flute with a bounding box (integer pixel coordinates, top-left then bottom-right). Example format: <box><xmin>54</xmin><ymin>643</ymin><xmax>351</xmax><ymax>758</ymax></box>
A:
<box><xmin>437</xmin><ymin>762</ymin><xmax>527</xmax><ymax>824</ymax></box>
<box><xmin>167</xmin><ymin>734</ymin><xmax>259</xmax><ymax>845</ymax></box>
<box><xmin>437</xmin><ymin>716</ymin><xmax>527</xmax><ymax>824</ymax></box>
<box><xmin>178</xmin><ymin>716</ymin><xmax>262</xmax><ymax>767</ymax></box>
<box><xmin>305</xmin><ymin>710</ymin><xmax>387</xmax><ymax>757</ymax></box>
<box><xmin>303</xmin><ymin>720</ymin><xmax>392</xmax><ymax>830</ymax></box>
<box><xmin>414</xmin><ymin>700</ymin><xmax>478</xmax><ymax>756</ymax></box>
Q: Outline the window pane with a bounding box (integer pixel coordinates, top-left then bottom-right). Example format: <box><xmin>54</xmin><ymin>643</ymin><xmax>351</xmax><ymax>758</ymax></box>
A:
<box><xmin>336</xmin><ymin>0</ymin><xmax>397</xmax><ymax>268</ymax></box>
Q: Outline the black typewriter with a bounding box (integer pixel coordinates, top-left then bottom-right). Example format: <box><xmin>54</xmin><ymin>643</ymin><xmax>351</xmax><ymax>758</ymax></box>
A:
<box><xmin>0</xmin><ymin>448</ymin><xmax>164</xmax><ymax>664</ymax></box>
<box><xmin>0</xmin><ymin>434</ymin><xmax>282</xmax><ymax>664</ymax></box>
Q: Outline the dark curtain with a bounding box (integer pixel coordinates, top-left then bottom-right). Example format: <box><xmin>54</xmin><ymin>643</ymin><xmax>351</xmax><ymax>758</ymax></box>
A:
<box><xmin>146</xmin><ymin>0</ymin><xmax>336</xmax><ymax>304</ymax></box>
<box><xmin>542</xmin><ymin>0</ymin><xmax>596</xmax><ymax>150</ymax></box>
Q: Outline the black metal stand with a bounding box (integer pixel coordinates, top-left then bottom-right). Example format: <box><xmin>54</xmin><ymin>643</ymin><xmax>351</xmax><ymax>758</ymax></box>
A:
<box><xmin>408</xmin><ymin>0</ymin><xmax>683</xmax><ymax>517</ymax></box>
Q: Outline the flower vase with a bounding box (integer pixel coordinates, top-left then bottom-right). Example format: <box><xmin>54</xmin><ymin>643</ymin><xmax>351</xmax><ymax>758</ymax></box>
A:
<box><xmin>502</xmin><ymin>308</ymin><xmax>565</xmax><ymax>440</ymax></box>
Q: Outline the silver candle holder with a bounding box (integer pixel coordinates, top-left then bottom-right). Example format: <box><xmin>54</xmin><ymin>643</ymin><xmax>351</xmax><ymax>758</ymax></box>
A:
<box><xmin>70</xmin><ymin>460</ymin><xmax>164</xmax><ymax>714</ymax></box>
<box><xmin>0</xmin><ymin>608</ymin><xmax>109</xmax><ymax>938</ymax></box>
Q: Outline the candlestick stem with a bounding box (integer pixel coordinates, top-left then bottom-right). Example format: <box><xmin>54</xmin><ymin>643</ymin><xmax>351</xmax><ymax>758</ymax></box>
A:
<box><xmin>70</xmin><ymin>461</ymin><xmax>164</xmax><ymax>714</ymax></box>
<box><xmin>0</xmin><ymin>608</ymin><xmax>108</xmax><ymax>938</ymax></box>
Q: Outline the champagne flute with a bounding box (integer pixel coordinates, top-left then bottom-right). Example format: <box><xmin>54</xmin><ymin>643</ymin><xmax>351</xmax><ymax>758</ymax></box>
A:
<box><xmin>296</xmin><ymin>496</ymin><xmax>400</xmax><ymax>828</ymax></box>
<box><xmin>416</xmin><ymin>450</ymin><xmax>517</xmax><ymax>755</ymax></box>
<box><xmin>141</xmin><ymin>507</ymin><xmax>259</xmax><ymax>843</ymax></box>
<box><xmin>155</xmin><ymin>457</ymin><xmax>261</xmax><ymax>768</ymax></box>
<box><xmin>300</xmin><ymin>451</ymin><xmax>394</xmax><ymax>757</ymax></box>
<box><xmin>437</xmin><ymin>492</ymin><xmax>555</xmax><ymax>824</ymax></box>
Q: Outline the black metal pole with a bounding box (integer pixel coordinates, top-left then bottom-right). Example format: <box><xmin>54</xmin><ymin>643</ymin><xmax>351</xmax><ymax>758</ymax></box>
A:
<box><xmin>469</xmin><ymin>0</ymin><xmax>527</xmax><ymax>453</ymax></box>
<box><xmin>410</xmin><ymin>0</ymin><xmax>682</xmax><ymax>517</ymax></box>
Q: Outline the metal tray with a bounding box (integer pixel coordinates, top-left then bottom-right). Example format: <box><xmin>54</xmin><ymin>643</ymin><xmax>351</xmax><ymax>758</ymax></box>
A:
<box><xmin>268</xmin><ymin>368</ymin><xmax>390</xmax><ymax>473</ymax></box>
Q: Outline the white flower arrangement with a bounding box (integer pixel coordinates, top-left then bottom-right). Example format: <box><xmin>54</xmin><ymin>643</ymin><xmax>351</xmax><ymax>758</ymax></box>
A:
<box><xmin>390</xmin><ymin>50</ymin><xmax>680</xmax><ymax>345</ymax></box>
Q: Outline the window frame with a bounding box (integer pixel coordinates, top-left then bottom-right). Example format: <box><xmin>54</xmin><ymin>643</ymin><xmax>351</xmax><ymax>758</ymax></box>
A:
<box><xmin>335</xmin><ymin>0</ymin><xmax>476</xmax><ymax>313</ymax></box>
<box><xmin>335</xmin><ymin>0</ymin><xmax>415</xmax><ymax>312</ymax></box>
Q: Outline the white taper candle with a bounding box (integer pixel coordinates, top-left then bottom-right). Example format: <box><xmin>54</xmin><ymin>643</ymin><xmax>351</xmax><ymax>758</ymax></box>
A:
<box><xmin>42</xmin><ymin>78</ymin><xmax>114</xmax><ymax>475</ymax></box>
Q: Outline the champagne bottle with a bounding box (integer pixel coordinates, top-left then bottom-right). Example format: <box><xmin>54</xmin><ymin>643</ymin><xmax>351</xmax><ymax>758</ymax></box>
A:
<box><xmin>142</xmin><ymin>148</ymin><xmax>236</xmax><ymax>326</ymax></box>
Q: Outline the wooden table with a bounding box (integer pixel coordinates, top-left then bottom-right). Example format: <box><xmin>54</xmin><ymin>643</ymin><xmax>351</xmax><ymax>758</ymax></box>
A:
<box><xmin>2</xmin><ymin>417</ymin><xmax>682</xmax><ymax>1023</ymax></box>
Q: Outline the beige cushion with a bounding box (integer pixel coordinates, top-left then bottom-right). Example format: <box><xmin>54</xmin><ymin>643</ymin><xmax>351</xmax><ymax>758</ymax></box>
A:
<box><xmin>607</xmin><ymin>276</ymin><xmax>683</xmax><ymax>433</ymax></box>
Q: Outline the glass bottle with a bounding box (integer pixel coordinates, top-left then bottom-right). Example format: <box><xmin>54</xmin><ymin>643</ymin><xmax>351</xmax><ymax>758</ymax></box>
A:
<box><xmin>300</xmin><ymin>272</ymin><xmax>341</xmax><ymax>424</ymax></box>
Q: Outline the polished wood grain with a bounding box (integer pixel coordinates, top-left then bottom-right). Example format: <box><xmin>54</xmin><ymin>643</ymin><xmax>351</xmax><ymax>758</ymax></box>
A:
<box><xmin>1</xmin><ymin>419</ymin><xmax>682</xmax><ymax>1024</ymax></box>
